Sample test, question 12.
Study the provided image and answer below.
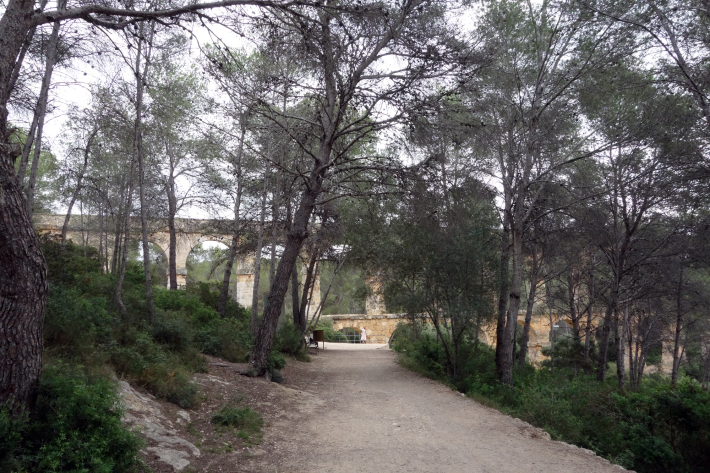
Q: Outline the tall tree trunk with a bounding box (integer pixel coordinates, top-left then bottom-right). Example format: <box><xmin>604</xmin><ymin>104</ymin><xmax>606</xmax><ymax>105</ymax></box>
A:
<box><xmin>269</xmin><ymin>193</ymin><xmax>280</xmax><ymax>290</ymax></box>
<box><xmin>291</xmin><ymin>262</ymin><xmax>301</xmax><ymax>329</ymax></box>
<box><xmin>0</xmin><ymin>0</ymin><xmax>52</xmax><ymax>416</ymax></box>
<box><xmin>583</xmin><ymin>264</ymin><xmax>595</xmax><ymax>367</ymax></box>
<box><xmin>495</xmin><ymin>214</ymin><xmax>510</xmax><ymax>379</ymax></box>
<box><xmin>218</xmin><ymin>218</ymin><xmax>240</xmax><ymax>316</ymax></box>
<box><xmin>250</xmin><ymin>152</ymin><xmax>327</xmax><ymax>374</ymax></box>
<box><xmin>114</xmin><ymin>154</ymin><xmax>137</xmax><ymax>317</ymax></box>
<box><xmin>616</xmin><ymin>305</ymin><xmax>627</xmax><ymax>389</ymax></box>
<box><xmin>111</xmin><ymin>216</ymin><xmax>122</xmax><ymax>274</ymax></box>
<box><xmin>0</xmin><ymin>143</ymin><xmax>47</xmax><ymax>416</ymax></box>
<box><xmin>671</xmin><ymin>267</ymin><xmax>684</xmax><ymax>387</ymax></box>
<box><xmin>25</xmin><ymin>5</ymin><xmax>63</xmax><ymax>218</ymax></box>
<box><xmin>569</xmin><ymin>274</ymin><xmax>580</xmax><ymax>342</ymax></box>
<box><xmin>517</xmin><ymin>246</ymin><xmax>539</xmax><ymax>366</ymax></box>
<box><xmin>167</xmin><ymin>189</ymin><xmax>177</xmax><ymax>289</ymax></box>
<box><xmin>597</xmin><ymin>301</ymin><xmax>614</xmax><ymax>381</ymax></box>
<box><xmin>0</xmin><ymin>164</ymin><xmax>47</xmax><ymax>415</ymax></box>
<box><xmin>299</xmin><ymin>251</ymin><xmax>319</xmax><ymax>324</ymax></box>
<box><xmin>251</xmin><ymin>172</ymin><xmax>269</xmax><ymax>334</ymax></box>
<box><xmin>286</xmin><ymin>199</ymin><xmax>302</xmax><ymax>329</ymax></box>
<box><xmin>218</xmin><ymin>113</ymin><xmax>247</xmax><ymax>315</ymax></box>
<box><xmin>134</xmin><ymin>28</ymin><xmax>155</xmax><ymax>322</ymax></box>
<box><xmin>61</xmin><ymin>126</ymin><xmax>96</xmax><ymax>246</ymax></box>
<box><xmin>501</xmin><ymin>215</ymin><xmax>524</xmax><ymax>386</ymax></box>
<box><xmin>98</xmin><ymin>204</ymin><xmax>105</xmax><ymax>273</ymax></box>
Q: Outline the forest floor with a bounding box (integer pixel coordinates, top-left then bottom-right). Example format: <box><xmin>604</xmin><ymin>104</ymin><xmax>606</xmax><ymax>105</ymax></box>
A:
<box><xmin>121</xmin><ymin>343</ymin><xmax>630</xmax><ymax>472</ymax></box>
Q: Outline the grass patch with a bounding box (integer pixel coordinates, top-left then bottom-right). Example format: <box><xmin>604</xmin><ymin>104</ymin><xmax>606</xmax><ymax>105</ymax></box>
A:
<box><xmin>211</xmin><ymin>400</ymin><xmax>264</xmax><ymax>446</ymax></box>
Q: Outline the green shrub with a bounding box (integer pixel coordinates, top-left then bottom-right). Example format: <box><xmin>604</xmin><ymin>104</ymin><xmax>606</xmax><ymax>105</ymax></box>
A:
<box><xmin>212</xmin><ymin>405</ymin><xmax>264</xmax><ymax>430</ymax></box>
<box><xmin>154</xmin><ymin>287</ymin><xmax>252</xmax><ymax>362</ymax></box>
<box><xmin>40</xmin><ymin>237</ymin><xmax>102</xmax><ymax>287</ymax></box>
<box><xmin>0</xmin><ymin>407</ymin><xmax>26</xmax><ymax>472</ymax></box>
<box><xmin>194</xmin><ymin>318</ymin><xmax>252</xmax><ymax>362</ymax></box>
<box><xmin>110</xmin><ymin>328</ymin><xmax>203</xmax><ymax>408</ymax></box>
<box><xmin>44</xmin><ymin>285</ymin><xmax>114</xmax><ymax>365</ymax></box>
<box><xmin>211</xmin><ymin>401</ymin><xmax>264</xmax><ymax>444</ymax></box>
<box><xmin>40</xmin><ymin>237</ymin><xmax>254</xmax><ymax>412</ymax></box>
<box><xmin>395</xmin><ymin>323</ymin><xmax>710</xmax><ymax>473</ymax></box>
<box><xmin>275</xmin><ymin>321</ymin><xmax>305</xmax><ymax>357</ymax></box>
<box><xmin>151</xmin><ymin>310</ymin><xmax>195</xmax><ymax>353</ymax></box>
<box><xmin>0</xmin><ymin>363</ymin><xmax>145</xmax><ymax>473</ymax></box>
<box><xmin>268</xmin><ymin>351</ymin><xmax>286</xmax><ymax>371</ymax></box>
<box><xmin>541</xmin><ymin>338</ymin><xmax>596</xmax><ymax>374</ymax></box>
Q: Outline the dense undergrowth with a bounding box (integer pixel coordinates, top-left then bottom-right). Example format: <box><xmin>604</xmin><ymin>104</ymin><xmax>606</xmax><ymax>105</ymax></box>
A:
<box><xmin>1</xmin><ymin>238</ymin><xmax>304</xmax><ymax>472</ymax></box>
<box><xmin>391</xmin><ymin>323</ymin><xmax>710</xmax><ymax>473</ymax></box>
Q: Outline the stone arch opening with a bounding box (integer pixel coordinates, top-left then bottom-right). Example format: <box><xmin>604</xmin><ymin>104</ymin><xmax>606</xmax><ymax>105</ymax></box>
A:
<box><xmin>551</xmin><ymin>318</ymin><xmax>573</xmax><ymax>341</ymax></box>
<box><xmin>338</xmin><ymin>326</ymin><xmax>361</xmax><ymax>343</ymax></box>
<box><xmin>133</xmin><ymin>241</ymin><xmax>169</xmax><ymax>288</ymax></box>
<box><xmin>186</xmin><ymin>241</ymin><xmax>230</xmax><ymax>287</ymax></box>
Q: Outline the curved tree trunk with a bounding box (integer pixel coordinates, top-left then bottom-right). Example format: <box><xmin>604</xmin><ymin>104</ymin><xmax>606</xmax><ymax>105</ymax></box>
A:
<box><xmin>250</xmin><ymin>157</ymin><xmax>326</xmax><ymax>374</ymax></box>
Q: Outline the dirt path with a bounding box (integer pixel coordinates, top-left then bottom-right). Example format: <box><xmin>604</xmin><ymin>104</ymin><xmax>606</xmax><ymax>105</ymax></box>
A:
<box><xmin>243</xmin><ymin>343</ymin><xmax>626</xmax><ymax>473</ymax></box>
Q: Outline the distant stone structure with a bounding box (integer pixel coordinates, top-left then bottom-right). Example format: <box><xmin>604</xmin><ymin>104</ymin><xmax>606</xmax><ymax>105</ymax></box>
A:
<box><xmin>37</xmin><ymin>214</ymin><xmax>681</xmax><ymax>373</ymax></box>
<box><xmin>37</xmin><ymin>214</ymin><xmax>272</xmax><ymax>309</ymax></box>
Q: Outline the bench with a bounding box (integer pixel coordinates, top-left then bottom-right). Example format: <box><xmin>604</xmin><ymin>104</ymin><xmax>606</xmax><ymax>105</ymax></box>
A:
<box><xmin>304</xmin><ymin>335</ymin><xmax>319</xmax><ymax>354</ymax></box>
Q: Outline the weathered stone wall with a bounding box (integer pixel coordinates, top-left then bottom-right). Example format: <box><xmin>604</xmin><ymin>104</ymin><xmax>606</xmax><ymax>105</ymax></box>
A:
<box><xmin>34</xmin><ymin>215</ymin><xmax>301</xmax><ymax>309</ymax></box>
<box><xmin>324</xmin><ymin>314</ymin><xmax>403</xmax><ymax>343</ymax></box>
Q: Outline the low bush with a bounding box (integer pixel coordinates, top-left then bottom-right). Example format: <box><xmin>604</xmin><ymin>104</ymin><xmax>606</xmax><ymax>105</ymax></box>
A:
<box><xmin>275</xmin><ymin>321</ymin><xmax>306</xmax><ymax>358</ymax></box>
<box><xmin>211</xmin><ymin>400</ymin><xmax>264</xmax><ymax>445</ymax></box>
<box><xmin>0</xmin><ymin>363</ymin><xmax>144</xmax><ymax>473</ymax></box>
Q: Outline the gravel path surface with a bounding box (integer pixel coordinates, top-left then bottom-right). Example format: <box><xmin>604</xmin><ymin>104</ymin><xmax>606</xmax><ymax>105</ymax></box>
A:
<box><xmin>251</xmin><ymin>343</ymin><xmax>627</xmax><ymax>473</ymax></box>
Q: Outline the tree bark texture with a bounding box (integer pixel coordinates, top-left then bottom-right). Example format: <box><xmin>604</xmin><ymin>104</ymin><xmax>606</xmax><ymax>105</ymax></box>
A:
<box><xmin>0</xmin><ymin>151</ymin><xmax>47</xmax><ymax>415</ymax></box>
<box><xmin>0</xmin><ymin>0</ymin><xmax>49</xmax><ymax>416</ymax></box>
<box><xmin>501</xmin><ymin>217</ymin><xmax>524</xmax><ymax>386</ymax></box>
<box><xmin>250</xmin><ymin>163</ymin><xmax>325</xmax><ymax>374</ymax></box>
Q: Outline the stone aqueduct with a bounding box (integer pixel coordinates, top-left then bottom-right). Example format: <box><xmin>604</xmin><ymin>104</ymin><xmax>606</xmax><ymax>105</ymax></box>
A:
<box><xmin>36</xmin><ymin>214</ymin><xmax>675</xmax><ymax>371</ymax></box>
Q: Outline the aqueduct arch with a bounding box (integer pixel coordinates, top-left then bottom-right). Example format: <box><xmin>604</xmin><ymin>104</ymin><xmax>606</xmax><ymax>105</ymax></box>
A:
<box><xmin>35</xmin><ymin>214</ymin><xmax>323</xmax><ymax>310</ymax></box>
